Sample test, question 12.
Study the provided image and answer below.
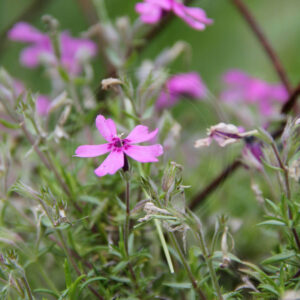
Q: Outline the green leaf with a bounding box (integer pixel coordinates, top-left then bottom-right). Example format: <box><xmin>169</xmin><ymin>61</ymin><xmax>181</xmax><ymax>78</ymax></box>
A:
<box><xmin>164</xmin><ymin>282</ymin><xmax>192</xmax><ymax>289</ymax></box>
<box><xmin>0</xmin><ymin>118</ymin><xmax>19</xmax><ymax>129</ymax></box>
<box><xmin>64</xmin><ymin>259</ymin><xmax>72</xmax><ymax>288</ymax></box>
<box><xmin>261</xmin><ymin>251</ymin><xmax>295</xmax><ymax>265</ymax></box>
<box><xmin>257</xmin><ymin>220</ymin><xmax>286</xmax><ymax>227</ymax></box>
<box><xmin>259</xmin><ymin>284</ymin><xmax>279</xmax><ymax>296</ymax></box>
<box><xmin>261</xmin><ymin>158</ymin><xmax>284</xmax><ymax>173</ymax></box>
<box><xmin>34</xmin><ymin>288</ymin><xmax>60</xmax><ymax>298</ymax></box>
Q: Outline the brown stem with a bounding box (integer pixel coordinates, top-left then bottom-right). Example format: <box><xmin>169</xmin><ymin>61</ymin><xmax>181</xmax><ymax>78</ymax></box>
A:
<box><xmin>189</xmin><ymin>160</ymin><xmax>242</xmax><ymax>210</ymax></box>
<box><xmin>232</xmin><ymin>0</ymin><xmax>292</xmax><ymax>93</ymax></box>
<box><xmin>281</xmin><ymin>81</ymin><xmax>300</xmax><ymax>114</ymax></box>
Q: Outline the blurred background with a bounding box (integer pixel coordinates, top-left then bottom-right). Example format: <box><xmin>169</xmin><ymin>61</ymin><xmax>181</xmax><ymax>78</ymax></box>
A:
<box><xmin>1</xmin><ymin>0</ymin><xmax>300</xmax><ymax>262</ymax></box>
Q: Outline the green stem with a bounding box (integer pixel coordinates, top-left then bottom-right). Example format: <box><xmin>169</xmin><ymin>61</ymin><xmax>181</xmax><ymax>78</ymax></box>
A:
<box><xmin>21</xmin><ymin>277</ymin><xmax>34</xmax><ymax>300</ymax></box>
<box><xmin>124</xmin><ymin>178</ymin><xmax>130</xmax><ymax>254</ymax></box>
<box><xmin>271</xmin><ymin>143</ymin><xmax>300</xmax><ymax>251</ymax></box>
<box><xmin>169</xmin><ymin>232</ymin><xmax>206</xmax><ymax>300</ymax></box>
<box><xmin>154</xmin><ymin>219</ymin><xmax>174</xmax><ymax>274</ymax></box>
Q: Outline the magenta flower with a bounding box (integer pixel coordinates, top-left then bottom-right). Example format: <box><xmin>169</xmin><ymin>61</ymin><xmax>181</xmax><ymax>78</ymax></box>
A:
<box><xmin>156</xmin><ymin>72</ymin><xmax>206</xmax><ymax>109</ymax></box>
<box><xmin>135</xmin><ymin>0</ymin><xmax>213</xmax><ymax>31</ymax></box>
<box><xmin>194</xmin><ymin>123</ymin><xmax>257</xmax><ymax>148</ymax></box>
<box><xmin>36</xmin><ymin>95</ymin><xmax>51</xmax><ymax>116</ymax></box>
<box><xmin>75</xmin><ymin>115</ymin><xmax>163</xmax><ymax>177</ymax></box>
<box><xmin>221</xmin><ymin>69</ymin><xmax>288</xmax><ymax>116</ymax></box>
<box><xmin>8</xmin><ymin>22</ymin><xmax>97</xmax><ymax>75</ymax></box>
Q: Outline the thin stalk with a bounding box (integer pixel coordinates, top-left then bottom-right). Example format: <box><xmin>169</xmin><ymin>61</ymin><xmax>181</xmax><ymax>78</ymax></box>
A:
<box><xmin>123</xmin><ymin>178</ymin><xmax>143</xmax><ymax>298</ymax></box>
<box><xmin>193</xmin><ymin>224</ymin><xmax>223</xmax><ymax>300</ymax></box>
<box><xmin>21</xmin><ymin>277</ymin><xmax>34</xmax><ymax>300</ymax></box>
<box><xmin>169</xmin><ymin>232</ymin><xmax>207</xmax><ymax>300</ymax></box>
<box><xmin>124</xmin><ymin>178</ymin><xmax>130</xmax><ymax>254</ymax></box>
<box><xmin>154</xmin><ymin>219</ymin><xmax>174</xmax><ymax>274</ymax></box>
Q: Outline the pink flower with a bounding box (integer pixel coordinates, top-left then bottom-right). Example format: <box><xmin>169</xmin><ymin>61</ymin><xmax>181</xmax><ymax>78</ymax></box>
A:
<box><xmin>221</xmin><ymin>69</ymin><xmax>288</xmax><ymax>116</ymax></box>
<box><xmin>156</xmin><ymin>72</ymin><xmax>206</xmax><ymax>109</ymax></box>
<box><xmin>135</xmin><ymin>0</ymin><xmax>213</xmax><ymax>31</ymax></box>
<box><xmin>194</xmin><ymin>123</ymin><xmax>257</xmax><ymax>148</ymax></box>
<box><xmin>36</xmin><ymin>95</ymin><xmax>51</xmax><ymax>116</ymax></box>
<box><xmin>75</xmin><ymin>115</ymin><xmax>164</xmax><ymax>177</ymax></box>
<box><xmin>8</xmin><ymin>22</ymin><xmax>97</xmax><ymax>75</ymax></box>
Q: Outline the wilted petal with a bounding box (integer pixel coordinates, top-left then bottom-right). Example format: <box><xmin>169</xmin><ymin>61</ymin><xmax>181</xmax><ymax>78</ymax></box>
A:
<box><xmin>96</xmin><ymin>115</ymin><xmax>117</xmax><ymax>142</ymax></box>
<box><xmin>124</xmin><ymin>144</ymin><xmax>163</xmax><ymax>162</ymax></box>
<box><xmin>94</xmin><ymin>150</ymin><xmax>124</xmax><ymax>176</ymax></box>
<box><xmin>194</xmin><ymin>137</ymin><xmax>212</xmax><ymax>148</ymax></box>
<box><xmin>8</xmin><ymin>22</ymin><xmax>45</xmax><ymax>42</ymax></box>
<box><xmin>75</xmin><ymin>144</ymin><xmax>110</xmax><ymax>157</ymax></box>
<box><xmin>126</xmin><ymin>125</ymin><xmax>158</xmax><ymax>143</ymax></box>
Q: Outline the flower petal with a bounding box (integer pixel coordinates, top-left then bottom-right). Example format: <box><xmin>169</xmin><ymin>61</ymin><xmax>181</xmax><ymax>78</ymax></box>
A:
<box><xmin>8</xmin><ymin>22</ymin><xmax>45</xmax><ymax>42</ymax></box>
<box><xmin>126</xmin><ymin>125</ymin><xmax>158</xmax><ymax>144</ymax></box>
<box><xmin>95</xmin><ymin>115</ymin><xmax>117</xmax><ymax>142</ymax></box>
<box><xmin>94</xmin><ymin>150</ymin><xmax>124</xmax><ymax>177</ymax></box>
<box><xmin>124</xmin><ymin>144</ymin><xmax>163</xmax><ymax>162</ymax></box>
<box><xmin>20</xmin><ymin>45</ymin><xmax>45</xmax><ymax>68</ymax></box>
<box><xmin>173</xmin><ymin>3</ymin><xmax>213</xmax><ymax>31</ymax></box>
<box><xmin>36</xmin><ymin>95</ymin><xmax>51</xmax><ymax>116</ymax></box>
<box><xmin>194</xmin><ymin>137</ymin><xmax>212</xmax><ymax>148</ymax></box>
<box><xmin>135</xmin><ymin>3</ymin><xmax>163</xmax><ymax>24</ymax></box>
<box><xmin>75</xmin><ymin>144</ymin><xmax>110</xmax><ymax>157</ymax></box>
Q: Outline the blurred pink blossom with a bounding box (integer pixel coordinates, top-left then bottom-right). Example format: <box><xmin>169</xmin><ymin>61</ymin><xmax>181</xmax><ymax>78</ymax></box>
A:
<box><xmin>75</xmin><ymin>115</ymin><xmax>163</xmax><ymax>177</ymax></box>
<box><xmin>135</xmin><ymin>0</ymin><xmax>213</xmax><ymax>30</ymax></box>
<box><xmin>156</xmin><ymin>72</ymin><xmax>206</xmax><ymax>109</ymax></box>
<box><xmin>8</xmin><ymin>22</ymin><xmax>97</xmax><ymax>75</ymax></box>
<box><xmin>221</xmin><ymin>69</ymin><xmax>288</xmax><ymax>116</ymax></box>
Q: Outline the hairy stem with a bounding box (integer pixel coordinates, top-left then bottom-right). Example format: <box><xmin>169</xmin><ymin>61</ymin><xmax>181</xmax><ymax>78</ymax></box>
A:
<box><xmin>193</xmin><ymin>221</ymin><xmax>223</xmax><ymax>300</ymax></box>
<box><xmin>169</xmin><ymin>232</ymin><xmax>207</xmax><ymax>300</ymax></box>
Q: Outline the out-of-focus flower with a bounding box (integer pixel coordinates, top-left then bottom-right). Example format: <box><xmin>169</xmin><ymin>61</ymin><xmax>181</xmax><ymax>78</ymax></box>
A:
<box><xmin>8</xmin><ymin>22</ymin><xmax>97</xmax><ymax>75</ymax></box>
<box><xmin>36</xmin><ymin>95</ymin><xmax>51</xmax><ymax>116</ymax></box>
<box><xmin>194</xmin><ymin>123</ymin><xmax>257</xmax><ymax>148</ymax></box>
<box><xmin>220</xmin><ymin>69</ymin><xmax>288</xmax><ymax>116</ymax></box>
<box><xmin>156</xmin><ymin>72</ymin><xmax>206</xmax><ymax>109</ymax></box>
<box><xmin>135</xmin><ymin>0</ymin><xmax>213</xmax><ymax>31</ymax></box>
<box><xmin>75</xmin><ymin>115</ymin><xmax>163</xmax><ymax>177</ymax></box>
<box><xmin>242</xmin><ymin>138</ymin><xmax>264</xmax><ymax>171</ymax></box>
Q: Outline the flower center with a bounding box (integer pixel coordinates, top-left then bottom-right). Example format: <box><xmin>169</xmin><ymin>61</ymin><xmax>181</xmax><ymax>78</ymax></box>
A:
<box><xmin>110</xmin><ymin>137</ymin><xmax>129</xmax><ymax>151</ymax></box>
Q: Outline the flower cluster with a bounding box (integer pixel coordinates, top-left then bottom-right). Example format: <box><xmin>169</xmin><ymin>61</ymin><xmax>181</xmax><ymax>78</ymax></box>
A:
<box><xmin>8</xmin><ymin>22</ymin><xmax>97</xmax><ymax>75</ymax></box>
<box><xmin>220</xmin><ymin>69</ymin><xmax>288</xmax><ymax>116</ymax></box>
<box><xmin>75</xmin><ymin>115</ymin><xmax>163</xmax><ymax>177</ymax></box>
<box><xmin>135</xmin><ymin>0</ymin><xmax>213</xmax><ymax>31</ymax></box>
<box><xmin>156</xmin><ymin>72</ymin><xmax>206</xmax><ymax>109</ymax></box>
